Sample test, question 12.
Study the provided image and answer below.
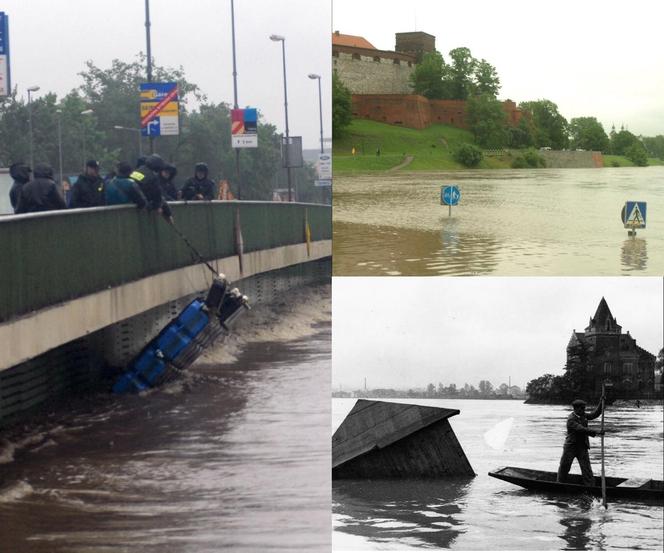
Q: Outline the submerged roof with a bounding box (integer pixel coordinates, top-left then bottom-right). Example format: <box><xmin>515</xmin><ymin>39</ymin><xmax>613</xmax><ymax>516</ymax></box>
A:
<box><xmin>332</xmin><ymin>31</ymin><xmax>376</xmax><ymax>49</ymax></box>
<box><xmin>332</xmin><ymin>399</ymin><xmax>460</xmax><ymax>469</ymax></box>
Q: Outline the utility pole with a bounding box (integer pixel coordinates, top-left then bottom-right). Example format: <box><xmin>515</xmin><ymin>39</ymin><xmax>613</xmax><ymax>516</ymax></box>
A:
<box><xmin>56</xmin><ymin>109</ymin><xmax>63</xmax><ymax>188</ymax></box>
<box><xmin>145</xmin><ymin>0</ymin><xmax>154</xmax><ymax>153</ymax></box>
<box><xmin>27</xmin><ymin>85</ymin><xmax>40</xmax><ymax>168</ymax></box>
<box><xmin>230</xmin><ymin>0</ymin><xmax>242</xmax><ymax>199</ymax></box>
<box><xmin>270</xmin><ymin>35</ymin><xmax>292</xmax><ymax>202</ymax></box>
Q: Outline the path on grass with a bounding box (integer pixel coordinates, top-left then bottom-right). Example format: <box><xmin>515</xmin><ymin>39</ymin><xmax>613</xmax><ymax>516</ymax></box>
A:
<box><xmin>388</xmin><ymin>155</ymin><xmax>414</xmax><ymax>172</ymax></box>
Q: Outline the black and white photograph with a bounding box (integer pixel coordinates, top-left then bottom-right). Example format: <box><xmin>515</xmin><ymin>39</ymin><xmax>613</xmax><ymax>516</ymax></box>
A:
<box><xmin>332</xmin><ymin>277</ymin><xmax>663</xmax><ymax>551</ymax></box>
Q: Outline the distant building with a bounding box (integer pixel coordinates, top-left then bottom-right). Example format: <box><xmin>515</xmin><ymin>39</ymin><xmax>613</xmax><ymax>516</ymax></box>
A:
<box><xmin>567</xmin><ymin>298</ymin><xmax>657</xmax><ymax>397</ymax></box>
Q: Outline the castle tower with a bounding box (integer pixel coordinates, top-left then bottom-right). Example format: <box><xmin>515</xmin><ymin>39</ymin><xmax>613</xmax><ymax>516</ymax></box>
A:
<box><xmin>395</xmin><ymin>31</ymin><xmax>435</xmax><ymax>63</ymax></box>
<box><xmin>584</xmin><ymin>297</ymin><xmax>622</xmax><ymax>335</ymax></box>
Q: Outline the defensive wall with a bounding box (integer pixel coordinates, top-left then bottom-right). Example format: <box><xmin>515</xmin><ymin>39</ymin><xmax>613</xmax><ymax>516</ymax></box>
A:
<box><xmin>352</xmin><ymin>94</ymin><xmax>522</xmax><ymax>130</ymax></box>
<box><xmin>0</xmin><ymin>202</ymin><xmax>331</xmax><ymax>426</ymax></box>
<box><xmin>540</xmin><ymin>150</ymin><xmax>604</xmax><ymax>168</ymax></box>
<box><xmin>333</xmin><ymin>47</ymin><xmax>415</xmax><ymax>95</ymax></box>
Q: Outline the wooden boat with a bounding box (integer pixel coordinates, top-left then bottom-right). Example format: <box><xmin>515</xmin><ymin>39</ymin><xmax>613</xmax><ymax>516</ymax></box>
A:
<box><xmin>488</xmin><ymin>466</ymin><xmax>663</xmax><ymax>502</ymax></box>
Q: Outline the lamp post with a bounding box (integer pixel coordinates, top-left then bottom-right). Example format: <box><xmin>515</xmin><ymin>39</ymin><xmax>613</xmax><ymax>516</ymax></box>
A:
<box><xmin>308</xmin><ymin>74</ymin><xmax>324</xmax><ymax>155</ymax></box>
<box><xmin>144</xmin><ymin>0</ymin><xmax>155</xmax><ymax>154</ymax></box>
<box><xmin>80</xmin><ymin>109</ymin><xmax>94</xmax><ymax>168</ymax></box>
<box><xmin>114</xmin><ymin>125</ymin><xmax>143</xmax><ymax>157</ymax></box>
<box><xmin>27</xmin><ymin>85</ymin><xmax>40</xmax><ymax>168</ymax></box>
<box><xmin>230</xmin><ymin>0</ymin><xmax>242</xmax><ymax>199</ymax></box>
<box><xmin>56</xmin><ymin>108</ymin><xmax>63</xmax><ymax>188</ymax></box>
<box><xmin>270</xmin><ymin>34</ymin><xmax>292</xmax><ymax>202</ymax></box>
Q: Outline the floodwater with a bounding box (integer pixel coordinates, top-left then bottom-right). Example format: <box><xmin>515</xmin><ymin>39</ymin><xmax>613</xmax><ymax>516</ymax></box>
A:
<box><xmin>333</xmin><ymin>167</ymin><xmax>664</xmax><ymax>276</ymax></box>
<box><xmin>332</xmin><ymin>398</ymin><xmax>664</xmax><ymax>551</ymax></box>
<box><xmin>0</xmin><ymin>286</ymin><xmax>331</xmax><ymax>552</ymax></box>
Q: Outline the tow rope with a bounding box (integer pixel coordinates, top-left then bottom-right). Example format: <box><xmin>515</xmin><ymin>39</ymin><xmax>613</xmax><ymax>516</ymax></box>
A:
<box><xmin>168</xmin><ymin>220</ymin><xmax>219</xmax><ymax>276</ymax></box>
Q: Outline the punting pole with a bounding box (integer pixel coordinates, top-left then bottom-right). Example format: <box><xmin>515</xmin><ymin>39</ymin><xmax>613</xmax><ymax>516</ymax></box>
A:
<box><xmin>601</xmin><ymin>381</ymin><xmax>607</xmax><ymax>509</ymax></box>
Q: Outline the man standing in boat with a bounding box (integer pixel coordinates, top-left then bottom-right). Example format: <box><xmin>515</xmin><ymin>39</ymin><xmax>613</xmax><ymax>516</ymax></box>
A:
<box><xmin>557</xmin><ymin>397</ymin><xmax>605</xmax><ymax>486</ymax></box>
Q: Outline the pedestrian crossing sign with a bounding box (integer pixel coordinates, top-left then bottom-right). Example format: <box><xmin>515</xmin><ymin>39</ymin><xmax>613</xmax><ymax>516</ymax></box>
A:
<box><xmin>623</xmin><ymin>201</ymin><xmax>647</xmax><ymax>229</ymax></box>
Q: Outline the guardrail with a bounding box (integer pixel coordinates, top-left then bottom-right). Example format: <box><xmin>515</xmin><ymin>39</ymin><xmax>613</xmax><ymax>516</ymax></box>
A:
<box><xmin>0</xmin><ymin>201</ymin><xmax>331</xmax><ymax>323</ymax></box>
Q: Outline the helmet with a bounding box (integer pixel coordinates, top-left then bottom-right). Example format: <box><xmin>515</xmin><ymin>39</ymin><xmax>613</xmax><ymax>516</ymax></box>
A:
<box><xmin>194</xmin><ymin>162</ymin><xmax>208</xmax><ymax>175</ymax></box>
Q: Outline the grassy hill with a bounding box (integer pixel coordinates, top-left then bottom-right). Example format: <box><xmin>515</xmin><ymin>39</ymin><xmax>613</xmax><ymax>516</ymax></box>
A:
<box><xmin>334</xmin><ymin>119</ymin><xmax>664</xmax><ymax>173</ymax></box>
<box><xmin>333</xmin><ymin>119</ymin><xmax>511</xmax><ymax>173</ymax></box>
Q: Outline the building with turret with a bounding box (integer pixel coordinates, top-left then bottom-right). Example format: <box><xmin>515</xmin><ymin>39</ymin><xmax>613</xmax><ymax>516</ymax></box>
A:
<box><xmin>567</xmin><ymin>298</ymin><xmax>657</xmax><ymax>397</ymax></box>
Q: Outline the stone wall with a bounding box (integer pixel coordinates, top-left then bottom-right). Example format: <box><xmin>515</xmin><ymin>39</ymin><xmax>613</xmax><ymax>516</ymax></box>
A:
<box><xmin>333</xmin><ymin>49</ymin><xmax>415</xmax><ymax>95</ymax></box>
<box><xmin>540</xmin><ymin>150</ymin><xmax>604</xmax><ymax>168</ymax></box>
<box><xmin>352</xmin><ymin>94</ymin><xmax>523</xmax><ymax>131</ymax></box>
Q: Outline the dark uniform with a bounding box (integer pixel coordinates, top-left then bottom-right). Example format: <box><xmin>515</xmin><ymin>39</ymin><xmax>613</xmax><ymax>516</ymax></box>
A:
<box><xmin>557</xmin><ymin>399</ymin><xmax>603</xmax><ymax>486</ymax></box>
<box><xmin>71</xmin><ymin>160</ymin><xmax>105</xmax><ymax>208</ymax></box>
<box><xmin>130</xmin><ymin>154</ymin><xmax>172</xmax><ymax>219</ymax></box>
<box><xmin>159</xmin><ymin>163</ymin><xmax>179</xmax><ymax>201</ymax></box>
<box><xmin>9</xmin><ymin>162</ymin><xmax>32</xmax><ymax>212</ymax></box>
<box><xmin>15</xmin><ymin>163</ymin><xmax>67</xmax><ymax>214</ymax></box>
<box><xmin>182</xmin><ymin>162</ymin><xmax>215</xmax><ymax>201</ymax></box>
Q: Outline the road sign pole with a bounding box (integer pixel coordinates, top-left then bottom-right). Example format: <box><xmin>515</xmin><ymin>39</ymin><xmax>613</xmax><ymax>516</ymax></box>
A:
<box><xmin>144</xmin><ymin>0</ymin><xmax>155</xmax><ymax>154</ymax></box>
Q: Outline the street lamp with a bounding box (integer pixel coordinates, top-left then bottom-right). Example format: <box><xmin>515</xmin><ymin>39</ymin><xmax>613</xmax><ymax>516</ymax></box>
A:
<box><xmin>80</xmin><ymin>109</ymin><xmax>94</xmax><ymax>167</ymax></box>
<box><xmin>270</xmin><ymin>34</ymin><xmax>293</xmax><ymax>202</ymax></box>
<box><xmin>308</xmin><ymin>74</ymin><xmax>324</xmax><ymax>155</ymax></box>
<box><xmin>56</xmin><ymin>108</ymin><xmax>63</xmax><ymax>188</ymax></box>
<box><xmin>114</xmin><ymin>125</ymin><xmax>143</xmax><ymax>156</ymax></box>
<box><xmin>27</xmin><ymin>85</ymin><xmax>40</xmax><ymax>168</ymax></box>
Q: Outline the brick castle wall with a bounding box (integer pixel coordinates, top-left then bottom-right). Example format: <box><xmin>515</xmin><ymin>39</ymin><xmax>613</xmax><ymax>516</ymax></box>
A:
<box><xmin>333</xmin><ymin>49</ymin><xmax>415</xmax><ymax>95</ymax></box>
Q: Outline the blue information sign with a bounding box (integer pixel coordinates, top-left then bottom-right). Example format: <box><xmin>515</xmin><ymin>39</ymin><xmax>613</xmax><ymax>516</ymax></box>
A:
<box><xmin>441</xmin><ymin>185</ymin><xmax>461</xmax><ymax>206</ymax></box>
<box><xmin>0</xmin><ymin>12</ymin><xmax>11</xmax><ymax>96</ymax></box>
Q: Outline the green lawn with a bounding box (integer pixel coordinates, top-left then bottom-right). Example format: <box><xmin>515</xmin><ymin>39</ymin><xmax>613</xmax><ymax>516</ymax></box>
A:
<box><xmin>603</xmin><ymin>155</ymin><xmax>664</xmax><ymax>167</ymax></box>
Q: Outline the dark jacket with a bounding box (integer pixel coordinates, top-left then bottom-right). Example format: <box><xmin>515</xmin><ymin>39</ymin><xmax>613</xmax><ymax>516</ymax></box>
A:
<box><xmin>70</xmin><ymin>173</ymin><xmax>105</xmax><ymax>208</ymax></box>
<box><xmin>159</xmin><ymin>165</ymin><xmax>179</xmax><ymax>201</ymax></box>
<box><xmin>130</xmin><ymin>165</ymin><xmax>172</xmax><ymax>218</ymax></box>
<box><xmin>563</xmin><ymin>403</ymin><xmax>603</xmax><ymax>449</ymax></box>
<box><xmin>9</xmin><ymin>163</ymin><xmax>32</xmax><ymax>212</ymax></box>
<box><xmin>105</xmin><ymin>177</ymin><xmax>147</xmax><ymax>208</ymax></box>
<box><xmin>182</xmin><ymin>165</ymin><xmax>215</xmax><ymax>201</ymax></box>
<box><xmin>15</xmin><ymin>164</ymin><xmax>66</xmax><ymax>214</ymax></box>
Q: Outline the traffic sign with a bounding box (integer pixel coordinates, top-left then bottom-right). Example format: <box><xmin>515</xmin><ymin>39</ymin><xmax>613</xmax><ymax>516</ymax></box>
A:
<box><xmin>622</xmin><ymin>201</ymin><xmax>647</xmax><ymax>229</ymax></box>
<box><xmin>140</xmin><ymin>82</ymin><xmax>179</xmax><ymax>136</ymax></box>
<box><xmin>441</xmin><ymin>185</ymin><xmax>461</xmax><ymax>206</ymax></box>
<box><xmin>231</xmin><ymin>108</ymin><xmax>258</xmax><ymax>148</ymax></box>
<box><xmin>317</xmin><ymin>153</ymin><xmax>331</xmax><ymax>180</ymax></box>
<box><xmin>0</xmin><ymin>12</ymin><xmax>11</xmax><ymax>97</ymax></box>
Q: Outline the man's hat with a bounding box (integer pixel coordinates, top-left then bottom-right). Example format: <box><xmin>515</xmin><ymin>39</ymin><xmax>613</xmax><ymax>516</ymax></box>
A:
<box><xmin>572</xmin><ymin>399</ymin><xmax>586</xmax><ymax>408</ymax></box>
<box><xmin>86</xmin><ymin>159</ymin><xmax>100</xmax><ymax>169</ymax></box>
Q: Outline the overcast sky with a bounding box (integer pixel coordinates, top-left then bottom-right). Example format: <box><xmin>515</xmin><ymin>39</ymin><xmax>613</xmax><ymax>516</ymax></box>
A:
<box><xmin>2</xmin><ymin>0</ymin><xmax>331</xmax><ymax>149</ymax></box>
<box><xmin>333</xmin><ymin>277</ymin><xmax>663</xmax><ymax>391</ymax></box>
<box><xmin>333</xmin><ymin>0</ymin><xmax>664</xmax><ymax>137</ymax></box>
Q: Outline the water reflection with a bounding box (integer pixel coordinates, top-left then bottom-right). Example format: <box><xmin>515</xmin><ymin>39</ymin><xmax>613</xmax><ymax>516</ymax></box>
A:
<box><xmin>333</xmin><ymin>478</ymin><xmax>472</xmax><ymax>549</ymax></box>
<box><xmin>621</xmin><ymin>237</ymin><xmax>648</xmax><ymax>271</ymax></box>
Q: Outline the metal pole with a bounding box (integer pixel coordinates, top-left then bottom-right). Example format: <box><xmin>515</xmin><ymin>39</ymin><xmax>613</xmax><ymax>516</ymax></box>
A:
<box><xmin>57</xmin><ymin>110</ymin><xmax>63</xmax><ymax>188</ymax></box>
<box><xmin>145</xmin><ymin>0</ymin><xmax>155</xmax><ymax>154</ymax></box>
<box><xmin>281</xmin><ymin>40</ymin><xmax>292</xmax><ymax>202</ymax></box>
<box><xmin>231</xmin><ymin>0</ymin><xmax>242</xmax><ymax>200</ymax></box>
<box><xmin>27</xmin><ymin>90</ymin><xmax>34</xmax><ymax>168</ymax></box>
<box><xmin>601</xmin><ymin>382</ymin><xmax>607</xmax><ymax>509</ymax></box>
<box><xmin>138</xmin><ymin>128</ymin><xmax>143</xmax><ymax>156</ymax></box>
<box><xmin>317</xmin><ymin>77</ymin><xmax>324</xmax><ymax>154</ymax></box>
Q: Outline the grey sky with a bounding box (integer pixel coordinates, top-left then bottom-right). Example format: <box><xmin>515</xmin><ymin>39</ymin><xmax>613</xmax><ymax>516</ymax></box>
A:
<box><xmin>2</xmin><ymin>0</ymin><xmax>331</xmax><ymax>149</ymax></box>
<box><xmin>333</xmin><ymin>0</ymin><xmax>664</xmax><ymax>137</ymax></box>
<box><xmin>332</xmin><ymin>277</ymin><xmax>663</xmax><ymax>391</ymax></box>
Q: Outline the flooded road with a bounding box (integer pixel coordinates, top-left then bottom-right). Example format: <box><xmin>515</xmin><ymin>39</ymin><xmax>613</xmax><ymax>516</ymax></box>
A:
<box><xmin>0</xmin><ymin>285</ymin><xmax>331</xmax><ymax>552</ymax></box>
<box><xmin>333</xmin><ymin>168</ymin><xmax>664</xmax><ymax>276</ymax></box>
<box><xmin>333</xmin><ymin>398</ymin><xmax>663</xmax><ymax>551</ymax></box>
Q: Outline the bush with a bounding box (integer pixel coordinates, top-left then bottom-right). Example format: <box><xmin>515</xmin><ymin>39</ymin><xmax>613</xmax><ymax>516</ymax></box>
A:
<box><xmin>511</xmin><ymin>156</ymin><xmax>528</xmax><ymax>168</ymax></box>
<box><xmin>511</xmin><ymin>149</ymin><xmax>545</xmax><ymax>169</ymax></box>
<box><xmin>625</xmin><ymin>143</ymin><xmax>648</xmax><ymax>167</ymax></box>
<box><xmin>454</xmin><ymin>143</ymin><xmax>483</xmax><ymax>167</ymax></box>
<box><xmin>611</xmin><ymin>160</ymin><xmax>620</xmax><ymax>167</ymax></box>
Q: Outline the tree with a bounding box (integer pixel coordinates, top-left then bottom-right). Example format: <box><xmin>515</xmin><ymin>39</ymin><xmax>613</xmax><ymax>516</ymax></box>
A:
<box><xmin>409</xmin><ymin>51</ymin><xmax>451</xmax><ymax>99</ymax></box>
<box><xmin>478</xmin><ymin>380</ymin><xmax>494</xmax><ymax>395</ymax></box>
<box><xmin>498</xmin><ymin>383</ymin><xmax>509</xmax><ymax>395</ymax></box>
<box><xmin>474</xmin><ymin>59</ymin><xmax>500</xmax><ymax>97</ymax></box>
<box><xmin>507</xmin><ymin>115</ymin><xmax>536</xmax><ymax>148</ymax></box>
<box><xmin>642</xmin><ymin>135</ymin><xmax>664</xmax><ymax>160</ymax></box>
<box><xmin>453</xmin><ymin>143</ymin><xmax>483</xmax><ymax>167</ymax></box>
<box><xmin>519</xmin><ymin>99</ymin><xmax>569</xmax><ymax>149</ymax></box>
<box><xmin>466</xmin><ymin>94</ymin><xmax>508</xmax><ymax>148</ymax></box>
<box><xmin>426</xmin><ymin>383</ymin><xmax>436</xmax><ymax>397</ymax></box>
<box><xmin>448</xmin><ymin>47</ymin><xmax>477</xmax><ymax>100</ymax></box>
<box><xmin>625</xmin><ymin>142</ymin><xmax>648</xmax><ymax>166</ymax></box>
<box><xmin>332</xmin><ymin>70</ymin><xmax>352</xmax><ymax>138</ymax></box>
<box><xmin>569</xmin><ymin>117</ymin><xmax>609</xmax><ymax>152</ymax></box>
<box><xmin>610</xmin><ymin>129</ymin><xmax>639</xmax><ymax>156</ymax></box>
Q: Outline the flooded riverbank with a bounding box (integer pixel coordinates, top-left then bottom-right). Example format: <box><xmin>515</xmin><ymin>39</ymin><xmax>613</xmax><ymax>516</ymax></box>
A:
<box><xmin>0</xmin><ymin>285</ymin><xmax>331</xmax><ymax>553</ymax></box>
<box><xmin>332</xmin><ymin>398</ymin><xmax>663</xmax><ymax>550</ymax></box>
<box><xmin>333</xmin><ymin>167</ymin><xmax>664</xmax><ymax>276</ymax></box>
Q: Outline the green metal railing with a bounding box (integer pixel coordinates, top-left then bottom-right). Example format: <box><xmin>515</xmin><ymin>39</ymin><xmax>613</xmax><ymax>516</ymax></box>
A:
<box><xmin>0</xmin><ymin>201</ymin><xmax>331</xmax><ymax>323</ymax></box>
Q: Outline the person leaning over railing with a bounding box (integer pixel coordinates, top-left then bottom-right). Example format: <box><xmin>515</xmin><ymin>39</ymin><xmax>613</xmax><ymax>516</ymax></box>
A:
<box><xmin>130</xmin><ymin>154</ymin><xmax>174</xmax><ymax>223</ymax></box>
<box><xmin>105</xmin><ymin>161</ymin><xmax>147</xmax><ymax>209</ymax></box>
<box><xmin>14</xmin><ymin>163</ymin><xmax>67</xmax><ymax>214</ymax></box>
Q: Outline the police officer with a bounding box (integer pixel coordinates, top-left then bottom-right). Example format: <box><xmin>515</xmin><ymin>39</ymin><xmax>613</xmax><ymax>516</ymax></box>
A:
<box><xmin>159</xmin><ymin>163</ymin><xmax>179</xmax><ymax>201</ymax></box>
<box><xmin>557</xmin><ymin>397</ymin><xmax>605</xmax><ymax>486</ymax></box>
<box><xmin>182</xmin><ymin>162</ymin><xmax>215</xmax><ymax>201</ymax></box>
<box><xmin>70</xmin><ymin>160</ymin><xmax>105</xmax><ymax>208</ymax></box>
<box><xmin>15</xmin><ymin>163</ymin><xmax>67</xmax><ymax>214</ymax></box>
<box><xmin>130</xmin><ymin>154</ymin><xmax>173</xmax><ymax>221</ymax></box>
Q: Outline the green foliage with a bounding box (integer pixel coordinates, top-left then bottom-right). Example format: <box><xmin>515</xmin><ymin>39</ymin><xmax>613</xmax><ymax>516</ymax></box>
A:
<box><xmin>625</xmin><ymin>142</ymin><xmax>649</xmax><ymax>166</ymax></box>
<box><xmin>611</xmin><ymin>160</ymin><xmax>621</xmax><ymax>167</ymax></box>
<box><xmin>466</xmin><ymin>94</ymin><xmax>507</xmax><ymax>148</ymax></box>
<box><xmin>507</xmin><ymin>116</ymin><xmax>535</xmax><ymax>148</ymax></box>
<box><xmin>454</xmin><ymin>142</ymin><xmax>483</xmax><ymax>167</ymax></box>
<box><xmin>610</xmin><ymin>129</ymin><xmax>639</xmax><ymax>155</ymax></box>
<box><xmin>569</xmin><ymin>116</ymin><xmax>609</xmax><ymax>152</ymax></box>
<box><xmin>519</xmin><ymin>99</ymin><xmax>569</xmax><ymax>149</ymax></box>
<box><xmin>642</xmin><ymin>135</ymin><xmax>664</xmax><ymax>159</ymax></box>
<box><xmin>332</xmin><ymin>70</ymin><xmax>353</xmax><ymax>138</ymax></box>
<box><xmin>474</xmin><ymin>58</ymin><xmax>500</xmax><ymax>97</ymax></box>
<box><xmin>511</xmin><ymin>149</ymin><xmax>545</xmax><ymax>169</ymax></box>
<box><xmin>409</xmin><ymin>51</ymin><xmax>451</xmax><ymax>99</ymax></box>
<box><xmin>448</xmin><ymin>47</ymin><xmax>477</xmax><ymax>100</ymax></box>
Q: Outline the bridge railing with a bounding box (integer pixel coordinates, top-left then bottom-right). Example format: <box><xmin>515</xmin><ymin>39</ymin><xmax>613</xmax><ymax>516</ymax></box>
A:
<box><xmin>0</xmin><ymin>201</ymin><xmax>331</xmax><ymax>323</ymax></box>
